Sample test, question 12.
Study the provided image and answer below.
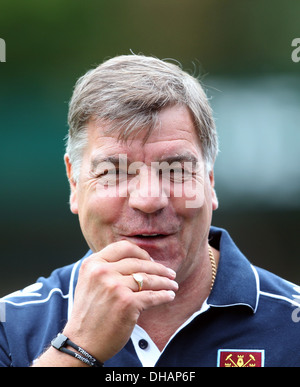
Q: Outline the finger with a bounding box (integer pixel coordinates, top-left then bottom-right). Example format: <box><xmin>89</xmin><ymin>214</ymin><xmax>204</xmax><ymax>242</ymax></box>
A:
<box><xmin>111</xmin><ymin>258</ymin><xmax>176</xmax><ymax>279</ymax></box>
<box><xmin>135</xmin><ymin>289</ymin><xmax>176</xmax><ymax>310</ymax></box>
<box><xmin>93</xmin><ymin>240</ymin><xmax>152</xmax><ymax>263</ymax></box>
<box><xmin>128</xmin><ymin>273</ymin><xmax>179</xmax><ymax>292</ymax></box>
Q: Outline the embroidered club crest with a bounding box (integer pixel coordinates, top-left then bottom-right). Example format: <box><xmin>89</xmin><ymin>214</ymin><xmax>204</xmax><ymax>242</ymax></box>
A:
<box><xmin>217</xmin><ymin>350</ymin><xmax>265</xmax><ymax>367</ymax></box>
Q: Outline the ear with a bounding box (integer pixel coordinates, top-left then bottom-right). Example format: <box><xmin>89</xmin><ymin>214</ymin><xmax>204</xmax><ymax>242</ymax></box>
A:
<box><xmin>209</xmin><ymin>170</ymin><xmax>219</xmax><ymax>211</ymax></box>
<box><xmin>64</xmin><ymin>154</ymin><xmax>79</xmax><ymax>214</ymax></box>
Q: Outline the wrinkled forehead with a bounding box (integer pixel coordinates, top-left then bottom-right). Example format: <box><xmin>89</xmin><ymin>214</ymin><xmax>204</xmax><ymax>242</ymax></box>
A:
<box><xmin>85</xmin><ymin>105</ymin><xmax>203</xmax><ymax>165</ymax></box>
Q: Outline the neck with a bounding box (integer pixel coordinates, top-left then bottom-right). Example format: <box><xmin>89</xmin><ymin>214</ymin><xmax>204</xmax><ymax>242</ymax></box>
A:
<box><xmin>137</xmin><ymin>246</ymin><xmax>219</xmax><ymax>351</ymax></box>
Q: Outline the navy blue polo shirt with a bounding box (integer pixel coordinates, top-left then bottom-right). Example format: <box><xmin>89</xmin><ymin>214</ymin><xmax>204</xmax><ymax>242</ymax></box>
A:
<box><xmin>1</xmin><ymin>226</ymin><xmax>300</xmax><ymax>367</ymax></box>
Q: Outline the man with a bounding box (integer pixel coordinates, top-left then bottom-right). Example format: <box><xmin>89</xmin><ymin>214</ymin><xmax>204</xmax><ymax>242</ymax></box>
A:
<box><xmin>1</xmin><ymin>55</ymin><xmax>300</xmax><ymax>367</ymax></box>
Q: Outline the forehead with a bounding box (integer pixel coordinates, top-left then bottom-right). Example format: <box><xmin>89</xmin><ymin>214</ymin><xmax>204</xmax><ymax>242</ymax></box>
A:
<box><xmin>85</xmin><ymin>105</ymin><xmax>203</xmax><ymax>163</ymax></box>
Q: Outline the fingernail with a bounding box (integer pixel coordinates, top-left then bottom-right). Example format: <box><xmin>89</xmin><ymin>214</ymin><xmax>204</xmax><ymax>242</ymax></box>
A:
<box><xmin>167</xmin><ymin>268</ymin><xmax>176</xmax><ymax>278</ymax></box>
<box><xmin>171</xmin><ymin>280</ymin><xmax>179</xmax><ymax>290</ymax></box>
<box><xmin>167</xmin><ymin>290</ymin><xmax>176</xmax><ymax>299</ymax></box>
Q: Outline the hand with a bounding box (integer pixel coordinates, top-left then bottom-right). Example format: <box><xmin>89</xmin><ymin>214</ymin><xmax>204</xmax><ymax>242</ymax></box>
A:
<box><xmin>62</xmin><ymin>240</ymin><xmax>178</xmax><ymax>363</ymax></box>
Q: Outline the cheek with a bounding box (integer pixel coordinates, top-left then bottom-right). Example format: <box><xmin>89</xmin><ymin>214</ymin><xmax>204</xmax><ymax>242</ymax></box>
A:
<box><xmin>77</xmin><ymin>194</ymin><xmax>125</xmax><ymax>250</ymax></box>
<box><xmin>170</xmin><ymin>197</ymin><xmax>203</xmax><ymax>234</ymax></box>
<box><xmin>170</xmin><ymin>181</ymin><xmax>212</xmax><ymax>235</ymax></box>
<box><xmin>170</xmin><ymin>175</ymin><xmax>206</xmax><ymax>211</ymax></box>
<box><xmin>84</xmin><ymin>197</ymin><xmax>123</xmax><ymax>226</ymax></box>
<box><xmin>170</xmin><ymin>186</ymin><xmax>205</xmax><ymax>215</ymax></box>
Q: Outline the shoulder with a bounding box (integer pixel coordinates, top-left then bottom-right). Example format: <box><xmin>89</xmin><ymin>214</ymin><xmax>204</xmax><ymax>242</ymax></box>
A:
<box><xmin>2</xmin><ymin>260</ymin><xmax>78</xmax><ymax>308</ymax></box>
<box><xmin>0</xmin><ymin>257</ymin><xmax>86</xmax><ymax>367</ymax></box>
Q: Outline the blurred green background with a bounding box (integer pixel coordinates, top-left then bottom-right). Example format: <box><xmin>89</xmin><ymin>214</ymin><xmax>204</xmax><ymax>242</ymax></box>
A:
<box><xmin>0</xmin><ymin>0</ymin><xmax>299</xmax><ymax>296</ymax></box>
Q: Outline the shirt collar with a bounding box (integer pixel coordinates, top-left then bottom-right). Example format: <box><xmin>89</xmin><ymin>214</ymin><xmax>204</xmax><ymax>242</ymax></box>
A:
<box><xmin>208</xmin><ymin>226</ymin><xmax>259</xmax><ymax>313</ymax></box>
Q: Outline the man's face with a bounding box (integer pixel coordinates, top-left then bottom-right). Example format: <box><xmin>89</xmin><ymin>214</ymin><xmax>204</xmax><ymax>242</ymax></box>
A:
<box><xmin>65</xmin><ymin>105</ymin><xmax>218</xmax><ymax>283</ymax></box>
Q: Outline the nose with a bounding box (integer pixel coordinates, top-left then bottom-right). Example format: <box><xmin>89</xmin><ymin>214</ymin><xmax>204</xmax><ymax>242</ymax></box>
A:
<box><xmin>128</xmin><ymin>165</ymin><xmax>169</xmax><ymax>214</ymax></box>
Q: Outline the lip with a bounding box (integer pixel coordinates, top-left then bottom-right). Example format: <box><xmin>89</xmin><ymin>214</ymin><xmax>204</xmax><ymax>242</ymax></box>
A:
<box><xmin>122</xmin><ymin>231</ymin><xmax>171</xmax><ymax>237</ymax></box>
<box><xmin>120</xmin><ymin>232</ymin><xmax>175</xmax><ymax>249</ymax></box>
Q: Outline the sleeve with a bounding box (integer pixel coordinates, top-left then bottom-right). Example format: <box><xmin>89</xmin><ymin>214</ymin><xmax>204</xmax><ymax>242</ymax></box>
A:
<box><xmin>0</xmin><ymin>322</ymin><xmax>12</xmax><ymax>367</ymax></box>
<box><xmin>0</xmin><ymin>258</ymin><xmax>84</xmax><ymax>367</ymax></box>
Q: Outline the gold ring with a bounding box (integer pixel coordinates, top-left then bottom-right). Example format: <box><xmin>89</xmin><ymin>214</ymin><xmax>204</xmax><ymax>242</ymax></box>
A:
<box><xmin>132</xmin><ymin>273</ymin><xmax>143</xmax><ymax>292</ymax></box>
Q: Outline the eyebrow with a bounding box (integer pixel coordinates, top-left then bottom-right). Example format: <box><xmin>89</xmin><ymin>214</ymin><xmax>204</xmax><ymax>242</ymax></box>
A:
<box><xmin>90</xmin><ymin>152</ymin><xmax>200</xmax><ymax>170</ymax></box>
<box><xmin>157</xmin><ymin>153</ymin><xmax>199</xmax><ymax>165</ymax></box>
<box><xmin>90</xmin><ymin>154</ymin><xmax>128</xmax><ymax>171</ymax></box>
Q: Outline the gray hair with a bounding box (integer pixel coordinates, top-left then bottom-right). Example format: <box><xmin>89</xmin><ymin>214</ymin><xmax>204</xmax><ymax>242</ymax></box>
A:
<box><xmin>66</xmin><ymin>54</ymin><xmax>218</xmax><ymax>182</ymax></box>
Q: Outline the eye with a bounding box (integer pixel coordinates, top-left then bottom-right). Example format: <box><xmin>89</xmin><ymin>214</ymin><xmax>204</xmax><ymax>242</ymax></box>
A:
<box><xmin>169</xmin><ymin>168</ymin><xmax>185</xmax><ymax>182</ymax></box>
<box><xmin>99</xmin><ymin>168</ymin><xmax>129</xmax><ymax>183</ymax></box>
<box><xmin>95</xmin><ymin>168</ymin><xmax>116</xmax><ymax>185</ymax></box>
<box><xmin>160</xmin><ymin>166</ymin><xmax>194</xmax><ymax>183</ymax></box>
<box><xmin>98</xmin><ymin>168</ymin><xmax>115</xmax><ymax>177</ymax></box>
<box><xmin>116</xmin><ymin>168</ymin><xmax>128</xmax><ymax>182</ymax></box>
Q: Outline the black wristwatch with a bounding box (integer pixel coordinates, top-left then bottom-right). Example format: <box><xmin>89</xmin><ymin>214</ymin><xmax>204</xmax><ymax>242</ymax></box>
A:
<box><xmin>51</xmin><ymin>333</ymin><xmax>103</xmax><ymax>367</ymax></box>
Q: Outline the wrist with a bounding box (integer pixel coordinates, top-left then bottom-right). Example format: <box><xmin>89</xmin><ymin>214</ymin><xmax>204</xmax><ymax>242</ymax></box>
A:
<box><xmin>51</xmin><ymin>333</ymin><xmax>103</xmax><ymax>367</ymax></box>
<box><xmin>32</xmin><ymin>346</ymin><xmax>88</xmax><ymax>367</ymax></box>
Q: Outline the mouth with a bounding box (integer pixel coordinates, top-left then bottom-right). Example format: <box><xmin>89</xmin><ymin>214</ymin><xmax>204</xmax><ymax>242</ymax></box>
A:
<box><xmin>118</xmin><ymin>230</ymin><xmax>179</xmax><ymax>262</ymax></box>
<box><xmin>120</xmin><ymin>232</ymin><xmax>173</xmax><ymax>246</ymax></box>
<box><xmin>124</xmin><ymin>233</ymin><xmax>170</xmax><ymax>240</ymax></box>
<box><xmin>134</xmin><ymin>233</ymin><xmax>167</xmax><ymax>238</ymax></box>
